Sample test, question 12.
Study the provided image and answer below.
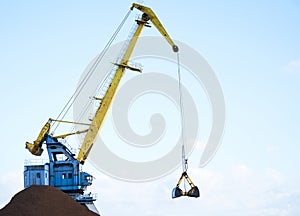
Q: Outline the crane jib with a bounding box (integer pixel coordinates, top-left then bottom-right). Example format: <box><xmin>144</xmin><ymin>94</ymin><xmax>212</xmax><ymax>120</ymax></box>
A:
<box><xmin>76</xmin><ymin>3</ymin><xmax>179</xmax><ymax>164</ymax></box>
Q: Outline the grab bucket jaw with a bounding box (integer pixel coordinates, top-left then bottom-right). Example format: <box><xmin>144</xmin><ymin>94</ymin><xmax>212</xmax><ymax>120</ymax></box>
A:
<box><xmin>172</xmin><ymin>172</ymin><xmax>200</xmax><ymax>199</ymax></box>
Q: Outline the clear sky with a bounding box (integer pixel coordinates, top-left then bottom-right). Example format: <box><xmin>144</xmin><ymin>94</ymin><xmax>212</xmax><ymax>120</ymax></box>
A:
<box><xmin>1</xmin><ymin>1</ymin><xmax>300</xmax><ymax>216</ymax></box>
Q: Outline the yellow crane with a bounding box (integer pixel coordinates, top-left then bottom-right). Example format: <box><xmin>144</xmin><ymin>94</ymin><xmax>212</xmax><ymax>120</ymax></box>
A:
<box><xmin>24</xmin><ymin>4</ymin><xmax>184</xmax><ymax>211</ymax></box>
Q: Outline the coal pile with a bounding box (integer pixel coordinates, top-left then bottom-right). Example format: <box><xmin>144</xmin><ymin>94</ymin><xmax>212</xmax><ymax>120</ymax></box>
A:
<box><xmin>0</xmin><ymin>185</ymin><xmax>99</xmax><ymax>216</ymax></box>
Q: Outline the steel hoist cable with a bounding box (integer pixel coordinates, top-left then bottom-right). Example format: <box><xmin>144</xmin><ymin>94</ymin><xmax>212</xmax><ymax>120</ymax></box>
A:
<box><xmin>176</xmin><ymin>52</ymin><xmax>188</xmax><ymax>173</ymax></box>
<box><xmin>172</xmin><ymin>52</ymin><xmax>200</xmax><ymax>199</ymax></box>
<box><xmin>177</xmin><ymin>52</ymin><xmax>188</xmax><ymax>192</ymax></box>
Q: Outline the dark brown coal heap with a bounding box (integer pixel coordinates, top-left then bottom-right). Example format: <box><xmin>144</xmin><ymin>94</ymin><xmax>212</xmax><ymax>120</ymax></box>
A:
<box><xmin>0</xmin><ymin>185</ymin><xmax>99</xmax><ymax>216</ymax></box>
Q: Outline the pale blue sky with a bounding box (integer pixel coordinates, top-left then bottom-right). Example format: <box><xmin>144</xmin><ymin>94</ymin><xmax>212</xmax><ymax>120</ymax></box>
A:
<box><xmin>1</xmin><ymin>1</ymin><xmax>300</xmax><ymax>215</ymax></box>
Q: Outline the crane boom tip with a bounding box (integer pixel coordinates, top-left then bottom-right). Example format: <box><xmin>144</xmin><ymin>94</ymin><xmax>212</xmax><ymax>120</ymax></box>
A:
<box><xmin>173</xmin><ymin>45</ymin><xmax>179</xmax><ymax>52</ymax></box>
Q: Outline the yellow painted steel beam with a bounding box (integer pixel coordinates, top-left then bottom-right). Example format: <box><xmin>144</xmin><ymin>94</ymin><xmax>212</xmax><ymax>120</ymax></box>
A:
<box><xmin>53</xmin><ymin>129</ymin><xmax>88</xmax><ymax>139</ymax></box>
<box><xmin>49</xmin><ymin>118</ymin><xmax>90</xmax><ymax>126</ymax></box>
<box><xmin>25</xmin><ymin>120</ymin><xmax>51</xmax><ymax>156</ymax></box>
<box><xmin>132</xmin><ymin>3</ymin><xmax>179</xmax><ymax>52</ymax></box>
<box><xmin>76</xmin><ymin>14</ymin><xmax>147</xmax><ymax>164</ymax></box>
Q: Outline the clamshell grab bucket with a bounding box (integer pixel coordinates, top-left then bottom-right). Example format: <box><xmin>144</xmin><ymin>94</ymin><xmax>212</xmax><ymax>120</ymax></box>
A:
<box><xmin>172</xmin><ymin>172</ymin><xmax>200</xmax><ymax>199</ymax></box>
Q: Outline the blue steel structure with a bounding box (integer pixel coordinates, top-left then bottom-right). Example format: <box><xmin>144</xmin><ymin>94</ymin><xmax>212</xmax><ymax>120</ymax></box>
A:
<box><xmin>24</xmin><ymin>135</ymin><xmax>98</xmax><ymax>213</ymax></box>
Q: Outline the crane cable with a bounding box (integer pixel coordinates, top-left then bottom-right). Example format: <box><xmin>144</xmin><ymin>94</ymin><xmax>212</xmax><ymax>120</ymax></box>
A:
<box><xmin>172</xmin><ymin>52</ymin><xmax>200</xmax><ymax>199</ymax></box>
<box><xmin>177</xmin><ymin>51</ymin><xmax>189</xmax><ymax>193</ymax></box>
<box><xmin>176</xmin><ymin>52</ymin><xmax>187</xmax><ymax>172</ymax></box>
<box><xmin>51</xmin><ymin>8</ymin><xmax>132</xmax><ymax>133</ymax></box>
